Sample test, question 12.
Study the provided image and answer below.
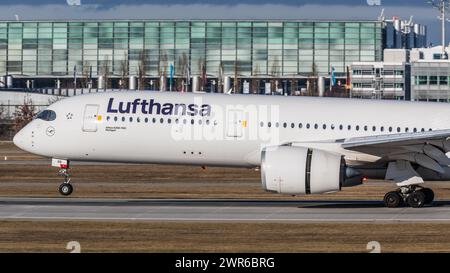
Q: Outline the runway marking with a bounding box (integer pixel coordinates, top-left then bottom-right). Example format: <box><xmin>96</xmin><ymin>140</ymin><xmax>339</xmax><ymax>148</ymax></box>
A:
<box><xmin>4</xmin><ymin>216</ymin><xmax>450</xmax><ymax>223</ymax></box>
<box><xmin>1</xmin><ymin>198</ymin><xmax>450</xmax><ymax>223</ymax></box>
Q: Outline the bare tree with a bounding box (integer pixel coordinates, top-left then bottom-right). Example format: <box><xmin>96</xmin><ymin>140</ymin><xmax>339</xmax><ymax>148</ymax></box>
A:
<box><xmin>198</xmin><ymin>58</ymin><xmax>206</xmax><ymax>92</ymax></box>
<box><xmin>100</xmin><ymin>56</ymin><xmax>112</xmax><ymax>90</ymax></box>
<box><xmin>233</xmin><ymin>61</ymin><xmax>239</xmax><ymax>93</ymax></box>
<box><xmin>251</xmin><ymin>64</ymin><xmax>261</xmax><ymax>94</ymax></box>
<box><xmin>0</xmin><ymin>104</ymin><xmax>4</xmax><ymax>121</ymax></box>
<box><xmin>47</xmin><ymin>96</ymin><xmax>63</xmax><ymax>105</ymax></box>
<box><xmin>159</xmin><ymin>53</ymin><xmax>169</xmax><ymax>91</ymax></box>
<box><xmin>307</xmin><ymin>63</ymin><xmax>318</xmax><ymax>96</ymax></box>
<box><xmin>138</xmin><ymin>51</ymin><xmax>147</xmax><ymax>90</ymax></box>
<box><xmin>119</xmin><ymin>52</ymin><xmax>129</xmax><ymax>90</ymax></box>
<box><xmin>176</xmin><ymin>53</ymin><xmax>188</xmax><ymax>91</ymax></box>
<box><xmin>218</xmin><ymin>61</ymin><xmax>224</xmax><ymax>93</ymax></box>
<box><xmin>290</xmin><ymin>79</ymin><xmax>297</xmax><ymax>96</ymax></box>
<box><xmin>270</xmin><ymin>57</ymin><xmax>281</xmax><ymax>77</ymax></box>
<box><xmin>14</xmin><ymin>97</ymin><xmax>36</xmax><ymax>133</ymax></box>
<box><xmin>269</xmin><ymin>57</ymin><xmax>281</xmax><ymax>94</ymax></box>
<box><xmin>160</xmin><ymin>53</ymin><xmax>168</xmax><ymax>78</ymax></box>
<box><xmin>81</xmin><ymin>62</ymin><xmax>90</xmax><ymax>89</ymax></box>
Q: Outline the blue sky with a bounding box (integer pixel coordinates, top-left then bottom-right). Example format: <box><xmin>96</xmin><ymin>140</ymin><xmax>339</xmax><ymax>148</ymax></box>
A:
<box><xmin>0</xmin><ymin>0</ymin><xmax>445</xmax><ymax>44</ymax></box>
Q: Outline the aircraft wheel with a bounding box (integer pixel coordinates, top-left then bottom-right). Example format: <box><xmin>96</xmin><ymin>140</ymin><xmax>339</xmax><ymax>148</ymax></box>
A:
<box><xmin>419</xmin><ymin>188</ymin><xmax>435</xmax><ymax>204</ymax></box>
<box><xmin>59</xmin><ymin>183</ymin><xmax>73</xmax><ymax>196</ymax></box>
<box><xmin>406</xmin><ymin>191</ymin><xmax>426</xmax><ymax>208</ymax></box>
<box><xmin>384</xmin><ymin>191</ymin><xmax>403</xmax><ymax>208</ymax></box>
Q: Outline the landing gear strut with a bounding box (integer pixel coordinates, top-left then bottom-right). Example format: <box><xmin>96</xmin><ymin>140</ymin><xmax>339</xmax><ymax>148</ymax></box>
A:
<box><xmin>58</xmin><ymin>167</ymin><xmax>73</xmax><ymax>196</ymax></box>
<box><xmin>384</xmin><ymin>186</ymin><xmax>434</xmax><ymax>208</ymax></box>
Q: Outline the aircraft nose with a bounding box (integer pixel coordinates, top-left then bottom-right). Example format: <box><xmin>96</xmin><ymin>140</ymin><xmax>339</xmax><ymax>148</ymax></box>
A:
<box><xmin>13</xmin><ymin>126</ymin><xmax>30</xmax><ymax>152</ymax></box>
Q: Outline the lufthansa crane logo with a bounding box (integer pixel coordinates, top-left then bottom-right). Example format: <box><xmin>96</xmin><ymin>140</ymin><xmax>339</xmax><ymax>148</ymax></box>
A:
<box><xmin>67</xmin><ymin>0</ymin><xmax>81</xmax><ymax>6</ymax></box>
<box><xmin>46</xmin><ymin>126</ymin><xmax>56</xmax><ymax>137</ymax></box>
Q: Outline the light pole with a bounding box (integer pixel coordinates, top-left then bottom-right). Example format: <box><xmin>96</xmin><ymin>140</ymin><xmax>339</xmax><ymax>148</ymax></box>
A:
<box><xmin>429</xmin><ymin>0</ymin><xmax>450</xmax><ymax>59</ymax></box>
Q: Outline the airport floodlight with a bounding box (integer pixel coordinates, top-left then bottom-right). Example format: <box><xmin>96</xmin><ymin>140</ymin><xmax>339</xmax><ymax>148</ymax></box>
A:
<box><xmin>428</xmin><ymin>0</ymin><xmax>450</xmax><ymax>58</ymax></box>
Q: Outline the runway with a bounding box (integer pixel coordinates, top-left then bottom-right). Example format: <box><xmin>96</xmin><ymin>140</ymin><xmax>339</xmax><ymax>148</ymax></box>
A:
<box><xmin>1</xmin><ymin>198</ymin><xmax>450</xmax><ymax>222</ymax></box>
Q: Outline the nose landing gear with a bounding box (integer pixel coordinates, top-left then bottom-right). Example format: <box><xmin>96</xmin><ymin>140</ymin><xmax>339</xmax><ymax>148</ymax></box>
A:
<box><xmin>58</xmin><ymin>168</ymin><xmax>73</xmax><ymax>196</ymax></box>
<box><xmin>384</xmin><ymin>186</ymin><xmax>434</xmax><ymax>208</ymax></box>
<box><xmin>52</xmin><ymin>159</ymin><xmax>74</xmax><ymax>196</ymax></box>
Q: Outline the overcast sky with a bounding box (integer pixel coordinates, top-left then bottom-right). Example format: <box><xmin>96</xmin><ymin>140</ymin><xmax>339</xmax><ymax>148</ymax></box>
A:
<box><xmin>0</xmin><ymin>0</ymin><xmax>444</xmax><ymax>45</ymax></box>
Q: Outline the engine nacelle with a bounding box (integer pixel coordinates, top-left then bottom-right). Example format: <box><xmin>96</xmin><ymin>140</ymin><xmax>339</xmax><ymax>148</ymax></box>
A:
<box><xmin>261</xmin><ymin>146</ymin><xmax>345</xmax><ymax>195</ymax></box>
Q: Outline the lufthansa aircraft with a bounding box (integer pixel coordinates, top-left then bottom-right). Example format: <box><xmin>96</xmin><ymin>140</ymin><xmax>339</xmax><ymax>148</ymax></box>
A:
<box><xmin>13</xmin><ymin>91</ymin><xmax>450</xmax><ymax>208</ymax></box>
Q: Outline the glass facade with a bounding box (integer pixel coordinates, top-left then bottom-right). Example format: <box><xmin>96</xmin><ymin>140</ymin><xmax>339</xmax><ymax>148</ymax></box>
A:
<box><xmin>0</xmin><ymin>20</ymin><xmax>383</xmax><ymax>78</ymax></box>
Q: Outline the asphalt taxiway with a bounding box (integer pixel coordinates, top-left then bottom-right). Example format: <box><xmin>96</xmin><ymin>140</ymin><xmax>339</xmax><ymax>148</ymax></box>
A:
<box><xmin>1</xmin><ymin>198</ymin><xmax>450</xmax><ymax>222</ymax></box>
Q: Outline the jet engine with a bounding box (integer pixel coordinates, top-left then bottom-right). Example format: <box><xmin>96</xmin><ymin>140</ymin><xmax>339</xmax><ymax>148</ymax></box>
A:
<box><xmin>261</xmin><ymin>146</ymin><xmax>347</xmax><ymax>195</ymax></box>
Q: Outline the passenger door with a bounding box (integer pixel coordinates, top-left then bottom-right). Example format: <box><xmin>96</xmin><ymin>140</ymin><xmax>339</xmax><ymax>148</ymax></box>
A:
<box><xmin>82</xmin><ymin>104</ymin><xmax>99</xmax><ymax>132</ymax></box>
<box><xmin>226</xmin><ymin>109</ymin><xmax>244</xmax><ymax>138</ymax></box>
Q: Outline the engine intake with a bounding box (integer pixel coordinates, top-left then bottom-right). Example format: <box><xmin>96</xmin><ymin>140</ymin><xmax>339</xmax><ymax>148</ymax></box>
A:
<box><xmin>261</xmin><ymin>146</ymin><xmax>346</xmax><ymax>195</ymax></box>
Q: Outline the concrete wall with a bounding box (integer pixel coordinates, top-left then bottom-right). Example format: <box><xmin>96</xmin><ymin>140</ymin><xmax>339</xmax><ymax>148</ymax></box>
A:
<box><xmin>0</xmin><ymin>91</ymin><xmax>63</xmax><ymax>119</ymax></box>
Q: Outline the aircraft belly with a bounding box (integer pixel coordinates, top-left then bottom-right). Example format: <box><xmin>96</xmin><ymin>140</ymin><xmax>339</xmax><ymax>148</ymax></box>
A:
<box><xmin>77</xmin><ymin>125</ymin><xmax>258</xmax><ymax>167</ymax></box>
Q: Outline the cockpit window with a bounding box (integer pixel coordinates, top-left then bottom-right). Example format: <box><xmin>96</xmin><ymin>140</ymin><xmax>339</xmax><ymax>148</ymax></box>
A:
<box><xmin>36</xmin><ymin>110</ymin><xmax>57</xmax><ymax>121</ymax></box>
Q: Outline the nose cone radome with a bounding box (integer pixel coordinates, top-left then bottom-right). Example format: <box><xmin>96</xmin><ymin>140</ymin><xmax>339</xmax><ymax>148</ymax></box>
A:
<box><xmin>13</xmin><ymin>126</ymin><xmax>29</xmax><ymax>152</ymax></box>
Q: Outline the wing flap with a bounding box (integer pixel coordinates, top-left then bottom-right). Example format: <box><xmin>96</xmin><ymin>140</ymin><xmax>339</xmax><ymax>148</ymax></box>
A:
<box><xmin>423</xmin><ymin>144</ymin><xmax>450</xmax><ymax>166</ymax></box>
<box><xmin>341</xmin><ymin>129</ymin><xmax>450</xmax><ymax>177</ymax></box>
<box><xmin>385</xmin><ymin>160</ymin><xmax>424</xmax><ymax>186</ymax></box>
<box><xmin>342</xmin><ymin>129</ymin><xmax>450</xmax><ymax>151</ymax></box>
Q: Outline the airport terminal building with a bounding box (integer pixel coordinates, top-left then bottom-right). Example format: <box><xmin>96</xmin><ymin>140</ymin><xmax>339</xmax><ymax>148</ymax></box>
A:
<box><xmin>0</xmin><ymin>18</ymin><xmax>425</xmax><ymax>94</ymax></box>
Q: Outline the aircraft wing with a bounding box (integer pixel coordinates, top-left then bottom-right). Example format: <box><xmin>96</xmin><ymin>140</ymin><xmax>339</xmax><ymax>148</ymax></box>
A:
<box><xmin>341</xmin><ymin>129</ymin><xmax>450</xmax><ymax>174</ymax></box>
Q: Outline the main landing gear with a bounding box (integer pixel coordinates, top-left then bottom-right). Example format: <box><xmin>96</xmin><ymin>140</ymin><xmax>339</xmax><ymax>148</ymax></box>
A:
<box><xmin>384</xmin><ymin>186</ymin><xmax>434</xmax><ymax>208</ymax></box>
<box><xmin>58</xmin><ymin>165</ymin><xmax>73</xmax><ymax>196</ymax></box>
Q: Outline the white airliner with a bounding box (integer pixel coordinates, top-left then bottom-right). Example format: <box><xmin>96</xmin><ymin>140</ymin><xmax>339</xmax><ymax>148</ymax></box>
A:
<box><xmin>13</xmin><ymin>91</ymin><xmax>450</xmax><ymax>208</ymax></box>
